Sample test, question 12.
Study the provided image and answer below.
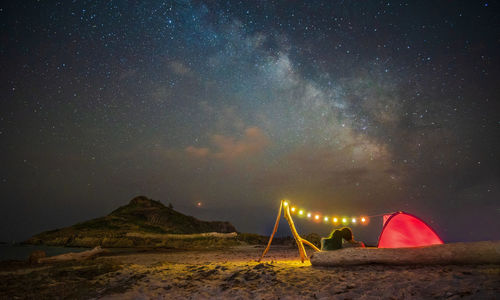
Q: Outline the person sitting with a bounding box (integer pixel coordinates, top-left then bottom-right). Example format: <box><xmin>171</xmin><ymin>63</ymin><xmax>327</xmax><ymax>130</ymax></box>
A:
<box><xmin>321</xmin><ymin>227</ymin><xmax>365</xmax><ymax>251</ymax></box>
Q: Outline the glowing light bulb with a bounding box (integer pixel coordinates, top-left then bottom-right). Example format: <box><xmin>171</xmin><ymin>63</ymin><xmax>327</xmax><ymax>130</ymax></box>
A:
<box><xmin>299</xmin><ymin>210</ymin><xmax>304</xmax><ymax>215</ymax></box>
<box><xmin>291</xmin><ymin>207</ymin><xmax>296</xmax><ymax>212</ymax></box>
<box><xmin>315</xmin><ymin>215</ymin><xmax>320</xmax><ymax>220</ymax></box>
<box><xmin>324</xmin><ymin>217</ymin><xmax>329</xmax><ymax>222</ymax></box>
<box><xmin>361</xmin><ymin>217</ymin><xmax>366</xmax><ymax>223</ymax></box>
<box><xmin>342</xmin><ymin>218</ymin><xmax>347</xmax><ymax>223</ymax></box>
<box><xmin>333</xmin><ymin>217</ymin><xmax>338</xmax><ymax>223</ymax></box>
<box><xmin>283</xmin><ymin>201</ymin><xmax>288</xmax><ymax>206</ymax></box>
<box><xmin>352</xmin><ymin>218</ymin><xmax>356</xmax><ymax>223</ymax></box>
<box><xmin>307</xmin><ymin>213</ymin><xmax>311</xmax><ymax>218</ymax></box>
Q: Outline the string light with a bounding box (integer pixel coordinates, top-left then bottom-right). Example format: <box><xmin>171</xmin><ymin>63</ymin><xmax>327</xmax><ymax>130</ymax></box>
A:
<box><xmin>281</xmin><ymin>200</ymin><xmax>369</xmax><ymax>226</ymax></box>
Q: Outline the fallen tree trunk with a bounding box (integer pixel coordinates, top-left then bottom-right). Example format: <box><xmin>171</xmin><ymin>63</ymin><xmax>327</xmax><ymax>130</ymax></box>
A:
<box><xmin>310</xmin><ymin>241</ymin><xmax>500</xmax><ymax>266</ymax></box>
<box><xmin>38</xmin><ymin>246</ymin><xmax>107</xmax><ymax>263</ymax></box>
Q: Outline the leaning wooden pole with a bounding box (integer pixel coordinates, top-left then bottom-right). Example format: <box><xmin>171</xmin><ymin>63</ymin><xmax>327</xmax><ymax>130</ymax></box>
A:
<box><xmin>259</xmin><ymin>200</ymin><xmax>321</xmax><ymax>262</ymax></box>
<box><xmin>283</xmin><ymin>202</ymin><xmax>308</xmax><ymax>262</ymax></box>
<box><xmin>258</xmin><ymin>201</ymin><xmax>283</xmax><ymax>262</ymax></box>
<box><xmin>301</xmin><ymin>238</ymin><xmax>321</xmax><ymax>252</ymax></box>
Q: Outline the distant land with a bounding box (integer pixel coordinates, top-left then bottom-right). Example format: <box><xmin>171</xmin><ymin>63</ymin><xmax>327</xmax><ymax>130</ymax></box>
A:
<box><xmin>24</xmin><ymin>196</ymin><xmax>265</xmax><ymax>249</ymax></box>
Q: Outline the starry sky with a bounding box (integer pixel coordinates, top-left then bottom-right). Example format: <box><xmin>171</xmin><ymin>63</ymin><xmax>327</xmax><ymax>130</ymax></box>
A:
<box><xmin>1</xmin><ymin>1</ymin><xmax>499</xmax><ymax>243</ymax></box>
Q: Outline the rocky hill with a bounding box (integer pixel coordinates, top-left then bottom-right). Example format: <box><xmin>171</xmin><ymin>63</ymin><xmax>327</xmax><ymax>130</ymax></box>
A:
<box><xmin>25</xmin><ymin>196</ymin><xmax>238</xmax><ymax>248</ymax></box>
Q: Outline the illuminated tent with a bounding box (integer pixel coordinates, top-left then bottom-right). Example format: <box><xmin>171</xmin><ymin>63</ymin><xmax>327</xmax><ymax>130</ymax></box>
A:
<box><xmin>378</xmin><ymin>211</ymin><xmax>443</xmax><ymax>248</ymax></box>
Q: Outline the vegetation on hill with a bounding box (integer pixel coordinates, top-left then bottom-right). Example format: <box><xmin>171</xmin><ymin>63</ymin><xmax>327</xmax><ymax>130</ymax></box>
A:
<box><xmin>25</xmin><ymin>196</ymin><xmax>241</xmax><ymax>248</ymax></box>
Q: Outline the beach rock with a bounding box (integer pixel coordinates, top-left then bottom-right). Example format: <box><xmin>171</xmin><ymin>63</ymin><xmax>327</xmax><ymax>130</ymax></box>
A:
<box><xmin>28</xmin><ymin>250</ymin><xmax>46</xmax><ymax>264</ymax></box>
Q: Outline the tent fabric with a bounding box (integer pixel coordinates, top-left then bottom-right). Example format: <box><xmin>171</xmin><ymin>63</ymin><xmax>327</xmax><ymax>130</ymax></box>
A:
<box><xmin>378</xmin><ymin>211</ymin><xmax>443</xmax><ymax>248</ymax></box>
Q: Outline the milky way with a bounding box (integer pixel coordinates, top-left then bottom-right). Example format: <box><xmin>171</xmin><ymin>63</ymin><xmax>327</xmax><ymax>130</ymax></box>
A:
<box><xmin>1</xmin><ymin>1</ymin><xmax>499</xmax><ymax>242</ymax></box>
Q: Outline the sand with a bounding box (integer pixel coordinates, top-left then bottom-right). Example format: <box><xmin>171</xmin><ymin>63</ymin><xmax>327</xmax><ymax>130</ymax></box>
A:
<box><xmin>1</xmin><ymin>245</ymin><xmax>499</xmax><ymax>299</ymax></box>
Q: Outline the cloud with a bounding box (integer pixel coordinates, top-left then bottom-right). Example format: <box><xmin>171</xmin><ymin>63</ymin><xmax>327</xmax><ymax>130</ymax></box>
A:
<box><xmin>168</xmin><ymin>61</ymin><xmax>191</xmax><ymax>76</ymax></box>
<box><xmin>253</xmin><ymin>126</ymin><xmax>398</xmax><ymax>195</ymax></box>
<box><xmin>212</xmin><ymin>127</ymin><xmax>270</xmax><ymax>160</ymax></box>
<box><xmin>185</xmin><ymin>146</ymin><xmax>210</xmax><ymax>158</ymax></box>
<box><xmin>286</xmin><ymin>137</ymin><xmax>391</xmax><ymax>178</ymax></box>
<box><xmin>185</xmin><ymin>127</ymin><xmax>270</xmax><ymax>161</ymax></box>
<box><xmin>215</xmin><ymin>106</ymin><xmax>246</xmax><ymax>132</ymax></box>
<box><xmin>118</xmin><ymin>68</ymin><xmax>137</xmax><ymax>81</ymax></box>
<box><xmin>150</xmin><ymin>85</ymin><xmax>173</xmax><ymax>103</ymax></box>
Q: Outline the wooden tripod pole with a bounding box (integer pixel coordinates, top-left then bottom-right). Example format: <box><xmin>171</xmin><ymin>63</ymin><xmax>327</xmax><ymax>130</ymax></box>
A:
<box><xmin>301</xmin><ymin>238</ymin><xmax>321</xmax><ymax>252</ymax></box>
<box><xmin>259</xmin><ymin>200</ymin><xmax>321</xmax><ymax>262</ymax></box>
<box><xmin>283</xmin><ymin>202</ymin><xmax>308</xmax><ymax>262</ymax></box>
<box><xmin>258</xmin><ymin>201</ymin><xmax>283</xmax><ymax>262</ymax></box>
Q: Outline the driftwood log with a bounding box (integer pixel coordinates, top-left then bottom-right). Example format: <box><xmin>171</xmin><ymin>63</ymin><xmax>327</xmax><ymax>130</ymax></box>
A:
<box><xmin>310</xmin><ymin>241</ymin><xmax>500</xmax><ymax>266</ymax></box>
<box><xmin>37</xmin><ymin>246</ymin><xmax>107</xmax><ymax>263</ymax></box>
<box><xmin>125</xmin><ymin>231</ymin><xmax>238</xmax><ymax>239</ymax></box>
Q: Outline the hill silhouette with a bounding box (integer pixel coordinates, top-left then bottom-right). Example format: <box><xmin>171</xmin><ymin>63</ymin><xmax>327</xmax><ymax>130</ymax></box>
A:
<box><xmin>25</xmin><ymin>196</ymin><xmax>238</xmax><ymax>248</ymax></box>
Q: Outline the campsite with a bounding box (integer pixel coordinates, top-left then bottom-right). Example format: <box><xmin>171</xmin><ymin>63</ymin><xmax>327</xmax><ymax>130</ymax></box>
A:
<box><xmin>1</xmin><ymin>197</ymin><xmax>499</xmax><ymax>299</ymax></box>
<box><xmin>2</xmin><ymin>1</ymin><xmax>500</xmax><ymax>299</ymax></box>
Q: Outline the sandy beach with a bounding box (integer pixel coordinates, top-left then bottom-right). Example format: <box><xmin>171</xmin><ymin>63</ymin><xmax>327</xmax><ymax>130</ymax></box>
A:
<box><xmin>1</xmin><ymin>245</ymin><xmax>499</xmax><ymax>299</ymax></box>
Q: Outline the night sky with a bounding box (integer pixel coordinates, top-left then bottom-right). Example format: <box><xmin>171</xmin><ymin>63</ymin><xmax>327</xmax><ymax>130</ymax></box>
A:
<box><xmin>1</xmin><ymin>1</ymin><xmax>499</xmax><ymax>243</ymax></box>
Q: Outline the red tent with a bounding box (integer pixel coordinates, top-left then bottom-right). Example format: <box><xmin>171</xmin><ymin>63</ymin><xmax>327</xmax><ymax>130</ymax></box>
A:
<box><xmin>378</xmin><ymin>211</ymin><xmax>443</xmax><ymax>248</ymax></box>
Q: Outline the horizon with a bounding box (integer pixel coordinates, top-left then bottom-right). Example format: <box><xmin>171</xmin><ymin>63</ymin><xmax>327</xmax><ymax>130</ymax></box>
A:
<box><xmin>1</xmin><ymin>1</ymin><xmax>499</xmax><ymax>244</ymax></box>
